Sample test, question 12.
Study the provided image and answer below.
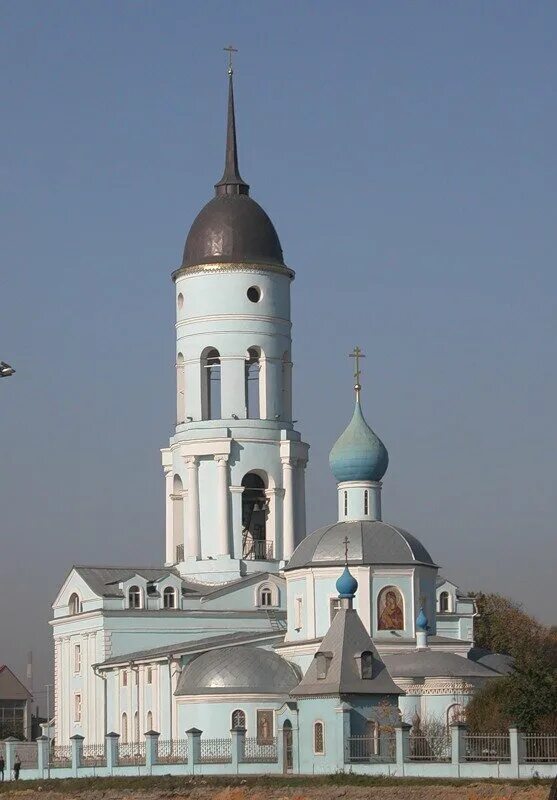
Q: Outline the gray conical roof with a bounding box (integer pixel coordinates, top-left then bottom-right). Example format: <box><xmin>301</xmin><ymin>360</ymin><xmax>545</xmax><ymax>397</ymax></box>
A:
<box><xmin>291</xmin><ymin>607</ymin><xmax>403</xmax><ymax>697</ymax></box>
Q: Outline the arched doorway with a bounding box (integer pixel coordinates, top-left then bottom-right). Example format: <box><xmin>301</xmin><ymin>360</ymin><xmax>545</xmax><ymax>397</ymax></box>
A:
<box><xmin>282</xmin><ymin>719</ymin><xmax>293</xmax><ymax>773</ymax></box>
<box><xmin>241</xmin><ymin>472</ymin><xmax>269</xmax><ymax>560</ymax></box>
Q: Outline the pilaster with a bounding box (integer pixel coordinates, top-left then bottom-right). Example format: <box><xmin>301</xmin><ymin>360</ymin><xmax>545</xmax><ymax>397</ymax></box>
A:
<box><xmin>214</xmin><ymin>455</ymin><xmax>230</xmax><ymax>556</ymax></box>
<box><xmin>281</xmin><ymin>457</ymin><xmax>297</xmax><ymax>559</ymax></box>
<box><xmin>184</xmin><ymin>456</ymin><xmax>201</xmax><ymax>558</ymax></box>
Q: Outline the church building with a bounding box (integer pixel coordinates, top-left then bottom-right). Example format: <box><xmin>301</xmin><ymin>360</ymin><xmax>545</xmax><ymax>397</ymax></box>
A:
<box><xmin>51</xmin><ymin>64</ymin><xmax>511</xmax><ymax>762</ymax></box>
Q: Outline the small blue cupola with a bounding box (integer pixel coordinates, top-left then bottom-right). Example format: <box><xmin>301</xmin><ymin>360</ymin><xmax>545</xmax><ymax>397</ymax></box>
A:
<box><xmin>416</xmin><ymin>606</ymin><xmax>429</xmax><ymax>650</ymax></box>
<box><xmin>336</xmin><ymin>566</ymin><xmax>358</xmax><ymax>601</ymax></box>
<box><xmin>329</xmin><ymin>349</ymin><xmax>389</xmax><ymax>522</ymax></box>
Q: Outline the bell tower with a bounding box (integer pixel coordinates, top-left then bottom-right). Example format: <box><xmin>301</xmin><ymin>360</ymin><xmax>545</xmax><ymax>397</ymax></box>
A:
<box><xmin>161</xmin><ymin>62</ymin><xmax>309</xmax><ymax>583</ymax></box>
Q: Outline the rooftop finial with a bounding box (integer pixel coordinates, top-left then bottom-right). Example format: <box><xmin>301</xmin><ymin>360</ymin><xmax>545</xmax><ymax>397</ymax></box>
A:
<box><xmin>215</xmin><ymin>46</ymin><xmax>250</xmax><ymax>197</ymax></box>
<box><xmin>349</xmin><ymin>346</ymin><xmax>365</xmax><ymax>399</ymax></box>
<box><xmin>343</xmin><ymin>535</ymin><xmax>350</xmax><ymax>565</ymax></box>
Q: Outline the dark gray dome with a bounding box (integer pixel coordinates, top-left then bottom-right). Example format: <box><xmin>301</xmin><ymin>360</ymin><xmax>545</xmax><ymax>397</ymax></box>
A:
<box><xmin>182</xmin><ymin>194</ymin><xmax>284</xmax><ymax>268</ymax></box>
<box><xmin>285</xmin><ymin>520</ymin><xmax>436</xmax><ymax>571</ymax></box>
<box><xmin>175</xmin><ymin>645</ymin><xmax>299</xmax><ymax>696</ymax></box>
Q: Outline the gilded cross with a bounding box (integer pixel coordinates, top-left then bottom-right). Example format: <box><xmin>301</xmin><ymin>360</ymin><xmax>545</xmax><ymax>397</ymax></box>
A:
<box><xmin>343</xmin><ymin>536</ymin><xmax>350</xmax><ymax>564</ymax></box>
<box><xmin>224</xmin><ymin>45</ymin><xmax>238</xmax><ymax>74</ymax></box>
<box><xmin>349</xmin><ymin>346</ymin><xmax>365</xmax><ymax>394</ymax></box>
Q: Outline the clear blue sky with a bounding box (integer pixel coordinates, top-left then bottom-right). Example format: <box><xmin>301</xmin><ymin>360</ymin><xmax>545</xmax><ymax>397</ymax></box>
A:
<box><xmin>1</xmin><ymin>1</ymin><xmax>556</xmax><ymax>701</ymax></box>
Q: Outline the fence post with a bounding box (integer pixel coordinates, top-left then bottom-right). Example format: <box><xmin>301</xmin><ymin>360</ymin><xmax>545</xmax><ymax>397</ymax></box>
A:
<box><xmin>4</xmin><ymin>737</ymin><xmax>17</xmax><ymax>780</ymax></box>
<box><xmin>105</xmin><ymin>732</ymin><xmax>120</xmax><ymax>773</ymax></box>
<box><xmin>450</xmin><ymin>721</ymin><xmax>467</xmax><ymax>769</ymax></box>
<box><xmin>395</xmin><ymin>722</ymin><xmax>411</xmax><ymax>774</ymax></box>
<box><xmin>36</xmin><ymin>736</ymin><xmax>50</xmax><ymax>776</ymax></box>
<box><xmin>509</xmin><ymin>725</ymin><xmax>522</xmax><ymax>777</ymax></box>
<box><xmin>145</xmin><ymin>730</ymin><xmax>160</xmax><ymax>773</ymax></box>
<box><xmin>186</xmin><ymin>727</ymin><xmax>202</xmax><ymax>775</ymax></box>
<box><xmin>70</xmin><ymin>734</ymin><xmax>84</xmax><ymax>774</ymax></box>
<box><xmin>230</xmin><ymin>726</ymin><xmax>246</xmax><ymax>772</ymax></box>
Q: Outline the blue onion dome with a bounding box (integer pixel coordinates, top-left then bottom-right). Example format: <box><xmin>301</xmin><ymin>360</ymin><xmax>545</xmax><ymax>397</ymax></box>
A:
<box><xmin>416</xmin><ymin>607</ymin><xmax>429</xmax><ymax>632</ymax></box>
<box><xmin>329</xmin><ymin>397</ymin><xmax>389</xmax><ymax>483</ymax></box>
<box><xmin>336</xmin><ymin>566</ymin><xmax>358</xmax><ymax>599</ymax></box>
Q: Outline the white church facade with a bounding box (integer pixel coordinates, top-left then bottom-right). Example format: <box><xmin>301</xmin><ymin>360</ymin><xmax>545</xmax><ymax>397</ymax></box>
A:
<box><xmin>51</xmin><ymin>67</ymin><xmax>512</xmax><ymax>762</ymax></box>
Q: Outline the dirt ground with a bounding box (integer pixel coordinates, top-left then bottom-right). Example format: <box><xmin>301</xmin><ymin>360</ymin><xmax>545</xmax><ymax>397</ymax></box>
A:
<box><xmin>0</xmin><ymin>784</ymin><xmax>553</xmax><ymax>800</ymax></box>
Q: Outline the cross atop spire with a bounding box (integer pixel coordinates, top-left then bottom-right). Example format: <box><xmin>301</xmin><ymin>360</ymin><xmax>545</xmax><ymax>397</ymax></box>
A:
<box><xmin>215</xmin><ymin>47</ymin><xmax>249</xmax><ymax>197</ymax></box>
<box><xmin>223</xmin><ymin>45</ymin><xmax>238</xmax><ymax>75</ymax></box>
<box><xmin>349</xmin><ymin>346</ymin><xmax>365</xmax><ymax>397</ymax></box>
<box><xmin>343</xmin><ymin>536</ymin><xmax>350</xmax><ymax>565</ymax></box>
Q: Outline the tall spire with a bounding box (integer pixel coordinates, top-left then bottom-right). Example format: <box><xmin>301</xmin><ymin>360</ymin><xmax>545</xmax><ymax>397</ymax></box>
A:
<box><xmin>215</xmin><ymin>50</ymin><xmax>250</xmax><ymax>197</ymax></box>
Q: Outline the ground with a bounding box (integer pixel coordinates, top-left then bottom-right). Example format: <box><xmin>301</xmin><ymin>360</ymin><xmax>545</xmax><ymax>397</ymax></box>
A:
<box><xmin>0</xmin><ymin>776</ymin><xmax>554</xmax><ymax>800</ymax></box>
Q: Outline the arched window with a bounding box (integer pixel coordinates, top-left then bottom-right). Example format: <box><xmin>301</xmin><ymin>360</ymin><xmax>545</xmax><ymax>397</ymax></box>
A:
<box><xmin>241</xmin><ymin>472</ymin><xmax>268</xmax><ymax>560</ymax></box>
<box><xmin>361</xmin><ymin>651</ymin><xmax>374</xmax><ymax>680</ymax></box>
<box><xmin>439</xmin><ymin>591</ymin><xmax>450</xmax><ymax>612</ymax></box>
<box><xmin>344</xmin><ymin>491</ymin><xmax>348</xmax><ymax>517</ymax></box>
<box><xmin>128</xmin><ymin>585</ymin><xmax>142</xmax><ymax>609</ymax></box>
<box><xmin>259</xmin><ymin>586</ymin><xmax>273</xmax><ymax>607</ymax></box>
<box><xmin>201</xmin><ymin>348</ymin><xmax>221</xmax><ymax>420</ymax></box>
<box><xmin>146</xmin><ymin>711</ymin><xmax>153</xmax><ymax>732</ymax></box>
<box><xmin>172</xmin><ymin>474</ymin><xmax>184</xmax><ymax>563</ymax></box>
<box><xmin>313</xmin><ymin>721</ymin><xmax>324</xmax><ymax>754</ymax></box>
<box><xmin>377</xmin><ymin>586</ymin><xmax>404</xmax><ymax>631</ymax></box>
<box><xmin>69</xmin><ymin>593</ymin><xmax>81</xmax><ymax>615</ymax></box>
<box><xmin>364</xmin><ymin>490</ymin><xmax>369</xmax><ymax>516</ymax></box>
<box><xmin>446</xmin><ymin>703</ymin><xmax>464</xmax><ymax>729</ymax></box>
<box><xmin>121</xmin><ymin>712</ymin><xmax>128</xmax><ymax>743</ymax></box>
<box><xmin>176</xmin><ymin>353</ymin><xmax>185</xmax><ymax>424</ymax></box>
<box><xmin>245</xmin><ymin>347</ymin><xmax>261</xmax><ymax>419</ymax></box>
<box><xmin>134</xmin><ymin>710</ymin><xmax>139</xmax><ymax>742</ymax></box>
<box><xmin>231</xmin><ymin>709</ymin><xmax>246</xmax><ymax>729</ymax></box>
<box><xmin>163</xmin><ymin>587</ymin><xmax>176</xmax><ymax>609</ymax></box>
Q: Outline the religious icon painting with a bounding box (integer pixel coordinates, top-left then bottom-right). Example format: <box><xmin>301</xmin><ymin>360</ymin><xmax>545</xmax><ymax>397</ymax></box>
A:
<box><xmin>377</xmin><ymin>586</ymin><xmax>404</xmax><ymax>631</ymax></box>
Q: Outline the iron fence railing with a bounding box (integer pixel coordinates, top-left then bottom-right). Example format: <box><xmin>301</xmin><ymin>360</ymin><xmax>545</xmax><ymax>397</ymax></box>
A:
<box><xmin>118</xmin><ymin>741</ymin><xmax>146</xmax><ymax>765</ymax></box>
<box><xmin>82</xmin><ymin>743</ymin><xmax>106</xmax><ymax>767</ymax></box>
<box><xmin>13</xmin><ymin>742</ymin><xmax>38</xmax><ymax>768</ymax></box>
<box><xmin>346</xmin><ymin>735</ymin><xmax>396</xmax><ymax>763</ymax></box>
<box><xmin>51</xmin><ymin>745</ymin><xmax>72</xmax><ymax>767</ymax></box>
<box><xmin>465</xmin><ymin>734</ymin><xmax>511</xmax><ymax>762</ymax></box>
<box><xmin>241</xmin><ymin>736</ymin><xmax>278</xmax><ymax>762</ymax></box>
<box><xmin>242</xmin><ymin>539</ymin><xmax>273</xmax><ymax>561</ymax></box>
<box><xmin>157</xmin><ymin>738</ymin><xmax>188</xmax><ymax>764</ymax></box>
<box><xmin>523</xmin><ymin>735</ymin><xmax>557</xmax><ymax>763</ymax></box>
<box><xmin>200</xmin><ymin>737</ymin><xmax>231</xmax><ymax>763</ymax></box>
<box><xmin>409</xmin><ymin>734</ymin><xmax>452</xmax><ymax>762</ymax></box>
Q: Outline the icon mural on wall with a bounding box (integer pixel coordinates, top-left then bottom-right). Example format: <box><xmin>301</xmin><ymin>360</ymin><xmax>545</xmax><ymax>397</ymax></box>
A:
<box><xmin>378</xmin><ymin>586</ymin><xmax>404</xmax><ymax>630</ymax></box>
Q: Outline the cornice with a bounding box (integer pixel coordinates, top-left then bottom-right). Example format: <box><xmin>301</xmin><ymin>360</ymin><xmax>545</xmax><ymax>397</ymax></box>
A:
<box><xmin>172</xmin><ymin>262</ymin><xmax>295</xmax><ymax>282</ymax></box>
<box><xmin>177</xmin><ymin>313</ymin><xmax>291</xmax><ymax>329</ymax></box>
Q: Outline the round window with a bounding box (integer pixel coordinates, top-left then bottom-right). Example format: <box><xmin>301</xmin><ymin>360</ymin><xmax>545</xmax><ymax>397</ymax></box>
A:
<box><xmin>247</xmin><ymin>286</ymin><xmax>261</xmax><ymax>303</ymax></box>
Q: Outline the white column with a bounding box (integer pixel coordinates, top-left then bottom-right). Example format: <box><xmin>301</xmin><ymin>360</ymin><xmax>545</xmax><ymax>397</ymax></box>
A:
<box><xmin>295</xmin><ymin>460</ymin><xmax>307</xmax><ymax>545</ymax></box>
<box><xmin>265</xmin><ymin>487</ymin><xmax>283</xmax><ymax>559</ymax></box>
<box><xmin>185</xmin><ymin>456</ymin><xmax>201</xmax><ymax>558</ymax></box>
<box><xmin>281</xmin><ymin>457</ymin><xmax>297</xmax><ymax>560</ymax></box>
<box><xmin>230</xmin><ymin>486</ymin><xmax>245</xmax><ymax>559</ymax></box>
<box><xmin>214</xmin><ymin>455</ymin><xmax>230</xmax><ymax>556</ymax></box>
<box><xmin>164</xmin><ymin>468</ymin><xmax>174</xmax><ymax>564</ymax></box>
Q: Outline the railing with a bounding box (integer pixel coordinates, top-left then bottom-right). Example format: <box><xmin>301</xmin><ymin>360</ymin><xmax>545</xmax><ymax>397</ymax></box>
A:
<box><xmin>409</xmin><ymin>734</ymin><xmax>452</xmax><ymax>762</ymax></box>
<box><xmin>82</xmin><ymin>743</ymin><xmax>105</xmax><ymax>767</ymax></box>
<box><xmin>242</xmin><ymin>736</ymin><xmax>278</xmax><ymax>763</ymax></box>
<box><xmin>465</xmin><ymin>734</ymin><xmax>511</xmax><ymax>762</ymax></box>
<box><xmin>118</xmin><ymin>741</ymin><xmax>146</xmax><ymax>765</ymax></box>
<box><xmin>157</xmin><ymin>738</ymin><xmax>188</xmax><ymax>764</ymax></box>
<box><xmin>176</xmin><ymin>544</ymin><xmax>184</xmax><ymax>562</ymax></box>
<box><xmin>523</xmin><ymin>734</ymin><xmax>557</xmax><ymax>762</ymax></box>
<box><xmin>242</xmin><ymin>539</ymin><xmax>273</xmax><ymax>561</ymax></box>
<box><xmin>51</xmin><ymin>745</ymin><xmax>72</xmax><ymax>767</ymax></box>
<box><xmin>346</xmin><ymin>735</ymin><xmax>396</xmax><ymax>763</ymax></box>
<box><xmin>14</xmin><ymin>742</ymin><xmax>38</xmax><ymax>768</ymax></box>
<box><xmin>200</xmin><ymin>737</ymin><xmax>231</xmax><ymax>763</ymax></box>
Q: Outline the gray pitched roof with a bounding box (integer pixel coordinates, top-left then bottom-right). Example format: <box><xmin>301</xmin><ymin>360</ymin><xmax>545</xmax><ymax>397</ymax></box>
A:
<box><xmin>382</xmin><ymin>649</ymin><xmax>500</xmax><ymax>679</ymax></box>
<box><xmin>291</xmin><ymin>607</ymin><xmax>403</xmax><ymax>697</ymax></box>
<box><xmin>285</xmin><ymin>520</ymin><xmax>436</xmax><ymax>571</ymax></box>
<box><xmin>73</xmin><ymin>565</ymin><xmax>208</xmax><ymax>598</ymax></box>
<box><xmin>175</xmin><ymin>645</ymin><xmax>299</xmax><ymax>696</ymax></box>
<box><xmin>200</xmin><ymin>571</ymin><xmax>284</xmax><ymax>603</ymax></box>
<box><xmin>467</xmin><ymin>648</ymin><xmax>515</xmax><ymax>676</ymax></box>
<box><xmin>96</xmin><ymin>630</ymin><xmax>285</xmax><ymax>668</ymax></box>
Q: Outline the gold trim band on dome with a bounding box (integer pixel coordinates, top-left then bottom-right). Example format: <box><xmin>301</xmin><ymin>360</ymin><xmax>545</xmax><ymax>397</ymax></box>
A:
<box><xmin>172</xmin><ymin>261</ymin><xmax>295</xmax><ymax>281</ymax></box>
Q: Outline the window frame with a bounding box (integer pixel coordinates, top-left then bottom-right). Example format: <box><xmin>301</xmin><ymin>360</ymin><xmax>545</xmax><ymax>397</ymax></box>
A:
<box><xmin>128</xmin><ymin>585</ymin><xmax>142</xmax><ymax>609</ymax></box>
<box><xmin>313</xmin><ymin>720</ymin><xmax>325</xmax><ymax>755</ymax></box>
<box><xmin>231</xmin><ymin>708</ymin><xmax>246</xmax><ymax>730</ymax></box>
<box><xmin>163</xmin><ymin>586</ymin><xmax>177</xmax><ymax>609</ymax></box>
<box><xmin>74</xmin><ymin>693</ymin><xmax>82</xmax><ymax>723</ymax></box>
<box><xmin>73</xmin><ymin>643</ymin><xmax>82</xmax><ymax>674</ymax></box>
<box><xmin>294</xmin><ymin>595</ymin><xmax>303</xmax><ymax>631</ymax></box>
